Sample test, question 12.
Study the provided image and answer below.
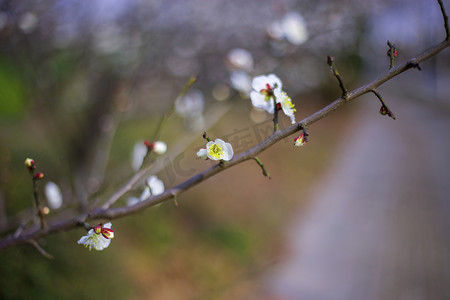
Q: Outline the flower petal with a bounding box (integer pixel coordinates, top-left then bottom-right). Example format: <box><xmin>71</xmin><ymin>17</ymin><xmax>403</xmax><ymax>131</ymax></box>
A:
<box><xmin>197</xmin><ymin>148</ymin><xmax>208</xmax><ymax>160</ymax></box>
<box><xmin>223</xmin><ymin>142</ymin><xmax>234</xmax><ymax>161</ymax></box>
<box><xmin>251</xmin><ymin>74</ymin><xmax>282</xmax><ymax>91</ymax></box>
<box><xmin>251</xmin><ymin>75</ymin><xmax>269</xmax><ymax>91</ymax></box>
<box><xmin>147</xmin><ymin>176</ymin><xmax>165</xmax><ymax>196</ymax></box>
<box><xmin>265</xmin><ymin>74</ymin><xmax>283</xmax><ymax>90</ymax></box>
<box><xmin>250</xmin><ymin>91</ymin><xmax>274</xmax><ymax>113</ymax></box>
<box><xmin>77</xmin><ymin>235</ymin><xmax>89</xmax><ymax>245</ymax></box>
<box><xmin>127</xmin><ymin>196</ymin><xmax>140</xmax><ymax>206</ymax></box>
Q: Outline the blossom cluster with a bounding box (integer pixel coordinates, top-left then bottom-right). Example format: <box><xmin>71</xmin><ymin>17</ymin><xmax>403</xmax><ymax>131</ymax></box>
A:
<box><xmin>250</xmin><ymin>74</ymin><xmax>296</xmax><ymax>124</ymax></box>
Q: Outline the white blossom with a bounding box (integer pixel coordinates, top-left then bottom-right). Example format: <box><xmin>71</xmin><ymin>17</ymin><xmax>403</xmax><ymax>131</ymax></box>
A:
<box><xmin>230</xmin><ymin>70</ymin><xmax>252</xmax><ymax>94</ymax></box>
<box><xmin>131</xmin><ymin>141</ymin><xmax>147</xmax><ymax>171</ymax></box>
<box><xmin>45</xmin><ymin>181</ymin><xmax>63</xmax><ymax>209</ymax></box>
<box><xmin>279</xmin><ymin>91</ymin><xmax>296</xmax><ymax>124</ymax></box>
<box><xmin>250</xmin><ymin>74</ymin><xmax>283</xmax><ymax>114</ymax></box>
<box><xmin>198</xmin><ymin>139</ymin><xmax>234</xmax><ymax>161</ymax></box>
<box><xmin>140</xmin><ymin>176</ymin><xmax>165</xmax><ymax>200</ymax></box>
<box><xmin>150</xmin><ymin>141</ymin><xmax>167</xmax><ymax>155</ymax></box>
<box><xmin>281</xmin><ymin>12</ymin><xmax>308</xmax><ymax>45</ymax></box>
<box><xmin>227</xmin><ymin>48</ymin><xmax>254</xmax><ymax>71</ymax></box>
<box><xmin>77</xmin><ymin>222</ymin><xmax>114</xmax><ymax>251</ymax></box>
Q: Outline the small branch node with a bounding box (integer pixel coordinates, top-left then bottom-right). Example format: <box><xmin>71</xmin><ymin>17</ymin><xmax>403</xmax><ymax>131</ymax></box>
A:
<box><xmin>408</xmin><ymin>61</ymin><xmax>422</xmax><ymax>71</ymax></box>
<box><xmin>327</xmin><ymin>55</ymin><xmax>348</xmax><ymax>99</ymax></box>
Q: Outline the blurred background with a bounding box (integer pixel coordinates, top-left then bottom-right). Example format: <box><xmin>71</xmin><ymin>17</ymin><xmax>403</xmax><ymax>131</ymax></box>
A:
<box><xmin>0</xmin><ymin>0</ymin><xmax>449</xmax><ymax>299</ymax></box>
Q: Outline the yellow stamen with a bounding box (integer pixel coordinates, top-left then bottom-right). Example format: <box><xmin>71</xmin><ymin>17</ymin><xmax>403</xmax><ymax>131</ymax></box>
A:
<box><xmin>208</xmin><ymin>143</ymin><xmax>223</xmax><ymax>159</ymax></box>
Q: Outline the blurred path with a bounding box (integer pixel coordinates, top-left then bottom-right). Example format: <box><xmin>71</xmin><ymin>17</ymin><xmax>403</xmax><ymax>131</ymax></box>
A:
<box><xmin>268</xmin><ymin>95</ymin><xmax>450</xmax><ymax>300</ymax></box>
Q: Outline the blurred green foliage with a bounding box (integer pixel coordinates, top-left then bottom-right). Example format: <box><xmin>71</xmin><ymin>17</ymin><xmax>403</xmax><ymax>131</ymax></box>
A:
<box><xmin>0</xmin><ymin>57</ymin><xmax>27</xmax><ymax>117</ymax></box>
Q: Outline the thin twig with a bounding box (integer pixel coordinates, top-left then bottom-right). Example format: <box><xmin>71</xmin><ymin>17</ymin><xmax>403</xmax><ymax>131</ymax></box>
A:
<box><xmin>32</xmin><ymin>175</ymin><xmax>47</xmax><ymax>230</ymax></box>
<box><xmin>273</xmin><ymin>97</ymin><xmax>279</xmax><ymax>132</ymax></box>
<box><xmin>140</xmin><ymin>76</ymin><xmax>197</xmax><ymax>170</ymax></box>
<box><xmin>372</xmin><ymin>89</ymin><xmax>396</xmax><ymax>120</ymax></box>
<box><xmin>27</xmin><ymin>239</ymin><xmax>54</xmax><ymax>259</ymax></box>
<box><xmin>152</xmin><ymin>76</ymin><xmax>196</xmax><ymax>143</ymax></box>
<box><xmin>387</xmin><ymin>41</ymin><xmax>397</xmax><ymax>69</ymax></box>
<box><xmin>254</xmin><ymin>157</ymin><xmax>271</xmax><ymax>178</ymax></box>
<box><xmin>438</xmin><ymin>0</ymin><xmax>450</xmax><ymax>40</ymax></box>
<box><xmin>327</xmin><ymin>55</ymin><xmax>348</xmax><ymax>99</ymax></box>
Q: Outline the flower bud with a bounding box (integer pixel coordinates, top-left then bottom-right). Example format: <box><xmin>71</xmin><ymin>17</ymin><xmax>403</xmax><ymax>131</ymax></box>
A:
<box><xmin>94</xmin><ymin>224</ymin><xmax>103</xmax><ymax>234</ymax></box>
<box><xmin>41</xmin><ymin>206</ymin><xmax>50</xmax><ymax>215</ymax></box>
<box><xmin>101</xmin><ymin>227</ymin><xmax>114</xmax><ymax>239</ymax></box>
<box><xmin>25</xmin><ymin>158</ymin><xmax>35</xmax><ymax>169</ymax></box>
<box><xmin>150</xmin><ymin>141</ymin><xmax>167</xmax><ymax>155</ymax></box>
<box><xmin>196</xmin><ymin>148</ymin><xmax>208</xmax><ymax>160</ymax></box>
<box><xmin>35</xmin><ymin>172</ymin><xmax>44</xmax><ymax>179</ymax></box>
<box><xmin>294</xmin><ymin>134</ymin><xmax>307</xmax><ymax>146</ymax></box>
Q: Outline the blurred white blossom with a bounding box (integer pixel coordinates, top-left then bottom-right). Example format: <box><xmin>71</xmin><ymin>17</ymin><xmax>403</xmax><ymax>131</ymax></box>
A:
<box><xmin>267</xmin><ymin>11</ymin><xmax>308</xmax><ymax>46</ymax></box>
<box><xmin>131</xmin><ymin>141</ymin><xmax>147</xmax><ymax>171</ymax></box>
<box><xmin>149</xmin><ymin>141</ymin><xmax>167</xmax><ymax>155</ymax></box>
<box><xmin>19</xmin><ymin>12</ymin><xmax>38</xmax><ymax>34</ymax></box>
<box><xmin>175</xmin><ymin>89</ymin><xmax>204</xmax><ymax>118</ymax></box>
<box><xmin>140</xmin><ymin>176</ymin><xmax>165</xmax><ymax>200</ymax></box>
<box><xmin>230</xmin><ymin>70</ymin><xmax>252</xmax><ymax>94</ymax></box>
<box><xmin>281</xmin><ymin>12</ymin><xmax>308</xmax><ymax>45</ymax></box>
<box><xmin>175</xmin><ymin>89</ymin><xmax>205</xmax><ymax>130</ymax></box>
<box><xmin>226</xmin><ymin>48</ymin><xmax>254</xmax><ymax>71</ymax></box>
<box><xmin>45</xmin><ymin>181</ymin><xmax>63</xmax><ymax>210</ymax></box>
<box><xmin>127</xmin><ymin>176</ymin><xmax>165</xmax><ymax>206</ymax></box>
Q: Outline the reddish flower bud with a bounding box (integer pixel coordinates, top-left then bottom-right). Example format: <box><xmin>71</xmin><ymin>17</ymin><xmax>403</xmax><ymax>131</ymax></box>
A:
<box><xmin>144</xmin><ymin>140</ymin><xmax>167</xmax><ymax>155</ymax></box>
<box><xmin>35</xmin><ymin>172</ymin><xmax>44</xmax><ymax>180</ymax></box>
<box><xmin>25</xmin><ymin>158</ymin><xmax>35</xmax><ymax>169</ymax></box>
<box><xmin>101</xmin><ymin>227</ymin><xmax>114</xmax><ymax>239</ymax></box>
<box><xmin>41</xmin><ymin>206</ymin><xmax>50</xmax><ymax>215</ymax></box>
<box><xmin>94</xmin><ymin>224</ymin><xmax>103</xmax><ymax>234</ymax></box>
<box><xmin>294</xmin><ymin>134</ymin><xmax>307</xmax><ymax>146</ymax></box>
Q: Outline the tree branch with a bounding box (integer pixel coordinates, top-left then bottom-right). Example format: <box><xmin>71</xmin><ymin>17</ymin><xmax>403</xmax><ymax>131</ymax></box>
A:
<box><xmin>1</xmin><ymin>1</ymin><xmax>449</xmax><ymax>251</ymax></box>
